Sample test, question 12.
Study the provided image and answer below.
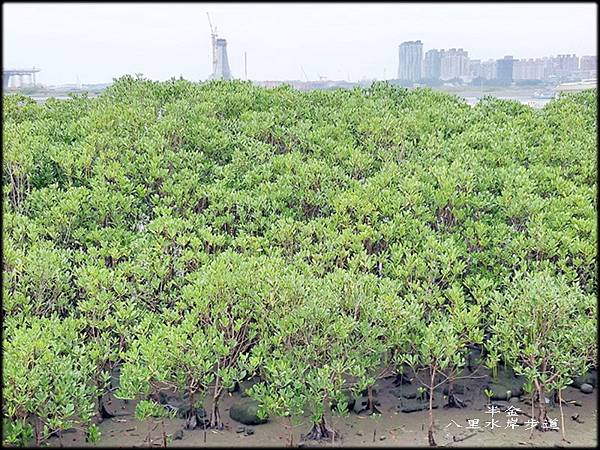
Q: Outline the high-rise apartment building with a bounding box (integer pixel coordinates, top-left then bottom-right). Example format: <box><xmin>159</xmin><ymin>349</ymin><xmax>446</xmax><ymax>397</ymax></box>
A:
<box><xmin>496</xmin><ymin>56</ymin><xmax>514</xmax><ymax>83</ymax></box>
<box><xmin>579</xmin><ymin>55</ymin><xmax>597</xmax><ymax>71</ymax></box>
<box><xmin>479</xmin><ymin>59</ymin><xmax>497</xmax><ymax>80</ymax></box>
<box><xmin>469</xmin><ymin>59</ymin><xmax>482</xmax><ymax>78</ymax></box>
<box><xmin>439</xmin><ymin>48</ymin><xmax>469</xmax><ymax>80</ymax></box>
<box><xmin>513</xmin><ymin>58</ymin><xmax>546</xmax><ymax>80</ymax></box>
<box><xmin>422</xmin><ymin>49</ymin><xmax>442</xmax><ymax>79</ymax></box>
<box><xmin>552</xmin><ymin>54</ymin><xmax>578</xmax><ymax>76</ymax></box>
<box><xmin>398</xmin><ymin>40</ymin><xmax>423</xmax><ymax>82</ymax></box>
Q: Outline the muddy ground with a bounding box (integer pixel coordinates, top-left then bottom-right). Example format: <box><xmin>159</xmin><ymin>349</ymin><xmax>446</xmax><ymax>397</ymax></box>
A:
<box><xmin>46</xmin><ymin>369</ymin><xmax>597</xmax><ymax>448</ymax></box>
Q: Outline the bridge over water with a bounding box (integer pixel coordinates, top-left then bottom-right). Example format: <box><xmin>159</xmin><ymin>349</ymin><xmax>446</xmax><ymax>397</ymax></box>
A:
<box><xmin>3</xmin><ymin>68</ymin><xmax>40</xmax><ymax>89</ymax></box>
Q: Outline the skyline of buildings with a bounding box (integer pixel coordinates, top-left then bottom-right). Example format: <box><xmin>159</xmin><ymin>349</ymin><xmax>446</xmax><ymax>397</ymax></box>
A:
<box><xmin>398</xmin><ymin>40</ymin><xmax>597</xmax><ymax>84</ymax></box>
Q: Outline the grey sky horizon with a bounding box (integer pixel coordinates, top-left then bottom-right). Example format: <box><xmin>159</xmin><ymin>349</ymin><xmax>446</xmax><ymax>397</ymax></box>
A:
<box><xmin>3</xmin><ymin>2</ymin><xmax>597</xmax><ymax>86</ymax></box>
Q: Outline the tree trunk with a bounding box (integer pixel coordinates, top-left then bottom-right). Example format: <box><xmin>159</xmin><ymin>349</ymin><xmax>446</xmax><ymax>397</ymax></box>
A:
<box><xmin>366</xmin><ymin>385</ymin><xmax>381</xmax><ymax>415</ymax></box>
<box><xmin>446</xmin><ymin>377</ymin><xmax>466</xmax><ymax>409</ymax></box>
<box><xmin>161</xmin><ymin>418</ymin><xmax>167</xmax><ymax>447</ymax></box>
<box><xmin>185</xmin><ymin>390</ymin><xmax>197</xmax><ymax>430</ymax></box>
<box><xmin>428</xmin><ymin>368</ymin><xmax>437</xmax><ymax>447</ymax></box>
<box><xmin>535</xmin><ymin>382</ymin><xmax>548</xmax><ymax>431</ymax></box>
<box><xmin>34</xmin><ymin>416</ymin><xmax>42</xmax><ymax>446</ymax></box>
<box><xmin>210</xmin><ymin>388</ymin><xmax>223</xmax><ymax>429</ymax></box>
<box><xmin>287</xmin><ymin>416</ymin><xmax>294</xmax><ymax>448</ymax></box>
<box><xmin>558</xmin><ymin>389</ymin><xmax>567</xmax><ymax>442</ymax></box>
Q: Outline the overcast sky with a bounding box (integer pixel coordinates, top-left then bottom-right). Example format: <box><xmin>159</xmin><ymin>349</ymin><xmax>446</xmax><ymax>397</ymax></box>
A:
<box><xmin>2</xmin><ymin>2</ymin><xmax>597</xmax><ymax>85</ymax></box>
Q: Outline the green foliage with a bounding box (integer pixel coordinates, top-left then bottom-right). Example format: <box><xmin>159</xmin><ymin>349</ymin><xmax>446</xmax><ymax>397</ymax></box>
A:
<box><xmin>2</xmin><ymin>79</ymin><xmax>596</xmax><ymax>444</ymax></box>
<box><xmin>2</xmin><ymin>318</ymin><xmax>99</xmax><ymax>445</ymax></box>
<box><xmin>486</xmin><ymin>270</ymin><xmax>596</xmax><ymax>425</ymax></box>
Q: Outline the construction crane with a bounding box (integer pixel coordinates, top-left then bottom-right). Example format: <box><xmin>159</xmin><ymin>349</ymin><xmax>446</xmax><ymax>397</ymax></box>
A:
<box><xmin>300</xmin><ymin>66</ymin><xmax>308</xmax><ymax>82</ymax></box>
<box><xmin>206</xmin><ymin>12</ymin><xmax>218</xmax><ymax>77</ymax></box>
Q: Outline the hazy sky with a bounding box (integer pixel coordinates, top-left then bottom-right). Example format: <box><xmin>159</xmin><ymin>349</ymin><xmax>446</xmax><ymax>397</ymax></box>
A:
<box><xmin>3</xmin><ymin>2</ymin><xmax>597</xmax><ymax>85</ymax></box>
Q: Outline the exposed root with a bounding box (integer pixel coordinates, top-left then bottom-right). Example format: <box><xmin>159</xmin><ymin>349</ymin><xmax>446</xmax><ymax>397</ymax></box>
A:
<box><xmin>446</xmin><ymin>393</ymin><xmax>467</xmax><ymax>409</ymax></box>
<box><xmin>304</xmin><ymin>418</ymin><xmax>338</xmax><ymax>441</ymax></box>
<box><xmin>365</xmin><ymin>398</ymin><xmax>382</xmax><ymax>415</ymax></box>
<box><xmin>209</xmin><ymin>405</ymin><xmax>224</xmax><ymax>430</ymax></box>
<box><xmin>428</xmin><ymin>428</ymin><xmax>437</xmax><ymax>447</ymax></box>
<box><xmin>185</xmin><ymin>410</ymin><xmax>197</xmax><ymax>430</ymax></box>
<box><xmin>365</xmin><ymin>386</ymin><xmax>382</xmax><ymax>415</ymax></box>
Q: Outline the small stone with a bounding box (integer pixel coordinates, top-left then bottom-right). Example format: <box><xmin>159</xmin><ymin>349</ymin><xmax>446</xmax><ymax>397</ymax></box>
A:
<box><xmin>380</xmin><ymin>435</ymin><xmax>387</xmax><ymax>441</ymax></box>
<box><xmin>236</xmin><ymin>425</ymin><xmax>245</xmax><ymax>433</ymax></box>
<box><xmin>580</xmin><ymin>383</ymin><xmax>593</xmax><ymax>394</ymax></box>
<box><xmin>571</xmin><ymin>414</ymin><xmax>584</xmax><ymax>424</ymax></box>
<box><xmin>244</xmin><ymin>427</ymin><xmax>255</xmax><ymax>436</ymax></box>
<box><xmin>357</xmin><ymin>431</ymin><xmax>364</xmax><ymax>436</ymax></box>
<box><xmin>174</xmin><ymin>430</ymin><xmax>184</xmax><ymax>440</ymax></box>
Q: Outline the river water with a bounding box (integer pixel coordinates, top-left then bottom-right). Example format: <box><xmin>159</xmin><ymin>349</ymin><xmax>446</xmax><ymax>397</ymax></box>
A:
<box><xmin>462</xmin><ymin>96</ymin><xmax>552</xmax><ymax>109</ymax></box>
<box><xmin>26</xmin><ymin>93</ymin><xmax>552</xmax><ymax>109</ymax></box>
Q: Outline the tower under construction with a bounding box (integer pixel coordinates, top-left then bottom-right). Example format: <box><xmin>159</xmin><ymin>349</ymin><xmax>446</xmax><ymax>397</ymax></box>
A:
<box><xmin>207</xmin><ymin>13</ymin><xmax>232</xmax><ymax>80</ymax></box>
<box><xmin>213</xmin><ymin>39</ymin><xmax>232</xmax><ymax>80</ymax></box>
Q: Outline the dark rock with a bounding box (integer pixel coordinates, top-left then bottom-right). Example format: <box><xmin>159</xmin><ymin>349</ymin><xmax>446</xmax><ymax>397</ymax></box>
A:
<box><xmin>443</xmin><ymin>384</ymin><xmax>465</xmax><ymax>395</ymax></box>
<box><xmin>239</xmin><ymin>379</ymin><xmax>261</xmax><ymax>398</ymax></box>
<box><xmin>331</xmin><ymin>389</ymin><xmax>356</xmax><ymax>412</ymax></box>
<box><xmin>101</xmin><ymin>393</ymin><xmax>135</xmax><ymax>417</ymax></box>
<box><xmin>390</xmin><ymin>389</ymin><xmax>402</xmax><ymax>398</ymax></box>
<box><xmin>353</xmin><ymin>397</ymin><xmax>368</xmax><ymax>414</ymax></box>
<box><xmin>360</xmin><ymin>387</ymin><xmax>378</xmax><ymax>397</ymax></box>
<box><xmin>467</xmin><ymin>348</ymin><xmax>482</xmax><ymax>371</ymax></box>
<box><xmin>173</xmin><ymin>404</ymin><xmax>193</xmax><ymax>420</ymax></box>
<box><xmin>195</xmin><ymin>408</ymin><xmax>209</xmax><ymax>427</ymax></box>
<box><xmin>157</xmin><ymin>391</ymin><xmax>169</xmax><ymax>405</ymax></box>
<box><xmin>401</xmin><ymin>404</ymin><xmax>438</xmax><ymax>413</ymax></box>
<box><xmin>351</xmin><ymin>395</ymin><xmax>380</xmax><ymax>414</ymax></box>
<box><xmin>400</xmin><ymin>399</ymin><xmax>439</xmax><ymax>413</ymax></box>
<box><xmin>357</xmin><ymin>431</ymin><xmax>364</xmax><ymax>437</ymax></box>
<box><xmin>229</xmin><ymin>400</ymin><xmax>268</xmax><ymax>425</ymax></box>
<box><xmin>244</xmin><ymin>427</ymin><xmax>255</xmax><ymax>436</ymax></box>
<box><xmin>99</xmin><ymin>399</ymin><xmax>113</xmax><ymax>419</ymax></box>
<box><xmin>393</xmin><ymin>370</ymin><xmax>413</xmax><ymax>386</ymax></box>
<box><xmin>185</xmin><ymin>412</ymin><xmax>197</xmax><ymax>430</ymax></box>
<box><xmin>571</xmin><ymin>370</ymin><xmax>597</xmax><ymax>389</ymax></box>
<box><xmin>580</xmin><ymin>383</ymin><xmax>593</xmax><ymax>394</ymax></box>
<box><xmin>110</xmin><ymin>365</ymin><xmax>122</xmax><ymax>390</ymax></box>
<box><xmin>491</xmin><ymin>401</ymin><xmax>510</xmax><ymax>409</ymax></box>
<box><xmin>571</xmin><ymin>370</ymin><xmax>598</xmax><ymax>389</ymax></box>
<box><xmin>485</xmin><ymin>368</ymin><xmax>525</xmax><ymax>400</ymax></box>
<box><xmin>403</xmin><ymin>392</ymin><xmax>417</xmax><ymax>399</ymax></box>
<box><xmin>236</xmin><ymin>425</ymin><xmax>245</xmax><ymax>433</ymax></box>
<box><xmin>173</xmin><ymin>430</ymin><xmax>183</xmax><ymax>440</ymax></box>
<box><xmin>160</xmin><ymin>392</ymin><xmax>193</xmax><ymax>419</ymax></box>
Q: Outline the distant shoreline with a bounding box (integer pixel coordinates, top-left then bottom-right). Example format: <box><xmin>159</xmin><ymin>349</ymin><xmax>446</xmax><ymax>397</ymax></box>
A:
<box><xmin>5</xmin><ymin>82</ymin><xmax>594</xmax><ymax>110</ymax></box>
